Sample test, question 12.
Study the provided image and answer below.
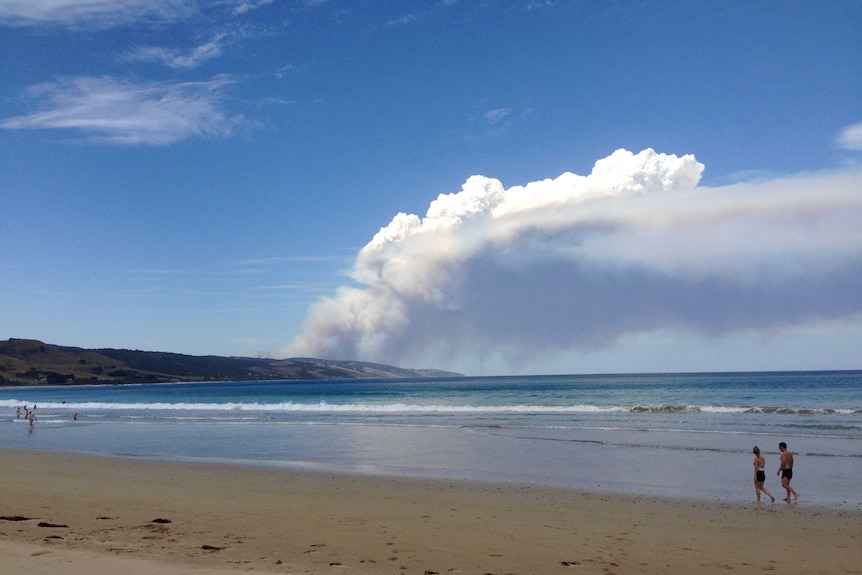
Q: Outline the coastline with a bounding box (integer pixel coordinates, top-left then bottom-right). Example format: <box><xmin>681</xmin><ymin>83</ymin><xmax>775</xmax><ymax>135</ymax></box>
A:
<box><xmin>1</xmin><ymin>449</ymin><xmax>859</xmax><ymax>575</ymax></box>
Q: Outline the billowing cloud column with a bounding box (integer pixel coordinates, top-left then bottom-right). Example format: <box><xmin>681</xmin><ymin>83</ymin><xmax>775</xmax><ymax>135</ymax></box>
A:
<box><xmin>283</xmin><ymin>149</ymin><xmax>862</xmax><ymax>367</ymax></box>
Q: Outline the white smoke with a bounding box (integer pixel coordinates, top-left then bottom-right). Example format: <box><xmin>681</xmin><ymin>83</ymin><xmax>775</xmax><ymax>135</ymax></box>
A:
<box><xmin>837</xmin><ymin>121</ymin><xmax>862</xmax><ymax>151</ymax></box>
<box><xmin>282</xmin><ymin>149</ymin><xmax>862</xmax><ymax>368</ymax></box>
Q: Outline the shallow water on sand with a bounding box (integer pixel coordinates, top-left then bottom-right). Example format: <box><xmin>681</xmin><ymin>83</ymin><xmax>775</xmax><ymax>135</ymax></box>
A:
<box><xmin>2</xmin><ymin>371</ymin><xmax>860</xmax><ymax>508</ymax></box>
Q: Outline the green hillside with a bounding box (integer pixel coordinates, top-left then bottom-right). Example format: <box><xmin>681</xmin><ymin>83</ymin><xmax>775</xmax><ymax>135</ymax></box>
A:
<box><xmin>0</xmin><ymin>339</ymin><xmax>462</xmax><ymax>386</ymax></box>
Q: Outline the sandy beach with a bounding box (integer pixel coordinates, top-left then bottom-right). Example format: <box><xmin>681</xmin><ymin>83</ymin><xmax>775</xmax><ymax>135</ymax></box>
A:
<box><xmin>0</xmin><ymin>449</ymin><xmax>858</xmax><ymax>575</ymax></box>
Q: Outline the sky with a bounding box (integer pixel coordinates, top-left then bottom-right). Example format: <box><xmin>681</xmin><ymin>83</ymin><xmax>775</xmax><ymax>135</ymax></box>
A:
<box><xmin>1</xmin><ymin>1</ymin><xmax>861</xmax><ymax>376</ymax></box>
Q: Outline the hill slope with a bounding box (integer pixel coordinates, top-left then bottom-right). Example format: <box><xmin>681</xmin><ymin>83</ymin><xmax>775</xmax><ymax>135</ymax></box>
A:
<box><xmin>0</xmin><ymin>339</ymin><xmax>462</xmax><ymax>385</ymax></box>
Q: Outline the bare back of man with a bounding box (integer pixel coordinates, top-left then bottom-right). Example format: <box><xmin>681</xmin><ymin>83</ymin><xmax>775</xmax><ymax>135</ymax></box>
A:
<box><xmin>777</xmin><ymin>442</ymin><xmax>800</xmax><ymax>501</ymax></box>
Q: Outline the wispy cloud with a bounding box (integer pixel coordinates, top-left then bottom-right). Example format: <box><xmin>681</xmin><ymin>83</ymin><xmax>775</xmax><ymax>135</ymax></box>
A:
<box><xmin>124</xmin><ymin>33</ymin><xmax>228</xmax><ymax>69</ymax></box>
<box><xmin>233</xmin><ymin>0</ymin><xmax>274</xmax><ymax>16</ymax></box>
<box><xmin>484</xmin><ymin>107</ymin><xmax>512</xmax><ymax>124</ymax></box>
<box><xmin>385</xmin><ymin>13</ymin><xmax>418</xmax><ymax>26</ymax></box>
<box><xmin>282</xmin><ymin>149</ymin><xmax>862</xmax><ymax>368</ymax></box>
<box><xmin>0</xmin><ymin>0</ymin><xmax>196</xmax><ymax>27</ymax></box>
<box><xmin>231</xmin><ymin>255</ymin><xmax>353</xmax><ymax>266</ymax></box>
<box><xmin>524</xmin><ymin>0</ymin><xmax>557</xmax><ymax>10</ymax></box>
<box><xmin>0</xmin><ymin>75</ymin><xmax>249</xmax><ymax>145</ymax></box>
<box><xmin>837</xmin><ymin>121</ymin><xmax>862</xmax><ymax>152</ymax></box>
<box><xmin>251</xmin><ymin>283</ymin><xmax>338</xmax><ymax>292</ymax></box>
<box><xmin>466</xmin><ymin>104</ymin><xmax>531</xmax><ymax>141</ymax></box>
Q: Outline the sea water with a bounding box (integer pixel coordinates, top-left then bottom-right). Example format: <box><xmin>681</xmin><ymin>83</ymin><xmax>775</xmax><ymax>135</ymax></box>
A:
<box><xmin>1</xmin><ymin>371</ymin><xmax>860</xmax><ymax>509</ymax></box>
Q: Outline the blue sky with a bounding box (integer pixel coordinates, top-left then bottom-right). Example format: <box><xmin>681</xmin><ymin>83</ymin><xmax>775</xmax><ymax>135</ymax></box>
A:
<box><xmin>1</xmin><ymin>1</ymin><xmax>861</xmax><ymax>376</ymax></box>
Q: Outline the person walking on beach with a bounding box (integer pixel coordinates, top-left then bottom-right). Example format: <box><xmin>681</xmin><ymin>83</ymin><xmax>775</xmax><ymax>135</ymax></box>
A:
<box><xmin>777</xmin><ymin>442</ymin><xmax>799</xmax><ymax>501</ymax></box>
<box><xmin>26</xmin><ymin>409</ymin><xmax>36</xmax><ymax>428</ymax></box>
<box><xmin>752</xmin><ymin>446</ymin><xmax>775</xmax><ymax>503</ymax></box>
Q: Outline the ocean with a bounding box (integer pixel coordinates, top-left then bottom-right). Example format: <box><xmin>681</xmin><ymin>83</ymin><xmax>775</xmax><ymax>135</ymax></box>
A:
<box><xmin>1</xmin><ymin>371</ymin><xmax>860</xmax><ymax>509</ymax></box>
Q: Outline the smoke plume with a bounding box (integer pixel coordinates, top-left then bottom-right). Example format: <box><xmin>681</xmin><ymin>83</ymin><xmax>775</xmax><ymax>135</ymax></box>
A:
<box><xmin>282</xmin><ymin>149</ymin><xmax>862</xmax><ymax>368</ymax></box>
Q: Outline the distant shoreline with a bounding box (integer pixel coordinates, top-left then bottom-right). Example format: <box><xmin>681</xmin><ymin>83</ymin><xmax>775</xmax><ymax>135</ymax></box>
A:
<box><xmin>0</xmin><ymin>338</ymin><xmax>463</xmax><ymax>386</ymax></box>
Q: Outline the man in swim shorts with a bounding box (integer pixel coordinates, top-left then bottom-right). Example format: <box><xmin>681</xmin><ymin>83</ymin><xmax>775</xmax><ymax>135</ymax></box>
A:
<box><xmin>777</xmin><ymin>442</ymin><xmax>800</xmax><ymax>501</ymax></box>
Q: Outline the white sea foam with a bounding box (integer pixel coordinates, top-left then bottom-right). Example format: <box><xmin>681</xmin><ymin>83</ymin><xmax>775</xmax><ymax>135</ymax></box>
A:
<box><xmin>1</xmin><ymin>399</ymin><xmax>856</xmax><ymax>415</ymax></box>
<box><xmin>0</xmin><ymin>400</ymin><xmax>627</xmax><ymax>413</ymax></box>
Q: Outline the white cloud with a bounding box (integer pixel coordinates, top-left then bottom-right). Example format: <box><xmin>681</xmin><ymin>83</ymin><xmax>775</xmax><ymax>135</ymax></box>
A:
<box><xmin>233</xmin><ymin>0</ymin><xmax>273</xmax><ymax>16</ymax></box>
<box><xmin>484</xmin><ymin>107</ymin><xmax>512</xmax><ymax>124</ymax></box>
<box><xmin>0</xmin><ymin>0</ymin><xmax>195</xmax><ymax>27</ymax></box>
<box><xmin>464</xmin><ymin>105</ymin><xmax>529</xmax><ymax>142</ymax></box>
<box><xmin>125</xmin><ymin>34</ymin><xmax>227</xmax><ymax>69</ymax></box>
<box><xmin>0</xmin><ymin>75</ymin><xmax>248</xmax><ymax>145</ymax></box>
<box><xmin>282</xmin><ymin>149</ymin><xmax>862</xmax><ymax>368</ymax></box>
<box><xmin>837</xmin><ymin>121</ymin><xmax>862</xmax><ymax>151</ymax></box>
<box><xmin>385</xmin><ymin>13</ymin><xmax>418</xmax><ymax>26</ymax></box>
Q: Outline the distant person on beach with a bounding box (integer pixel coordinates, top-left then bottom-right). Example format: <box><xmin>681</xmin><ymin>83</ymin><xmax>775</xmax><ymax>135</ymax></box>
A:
<box><xmin>26</xmin><ymin>409</ymin><xmax>36</xmax><ymax>428</ymax></box>
<box><xmin>752</xmin><ymin>446</ymin><xmax>775</xmax><ymax>503</ymax></box>
<box><xmin>777</xmin><ymin>442</ymin><xmax>800</xmax><ymax>501</ymax></box>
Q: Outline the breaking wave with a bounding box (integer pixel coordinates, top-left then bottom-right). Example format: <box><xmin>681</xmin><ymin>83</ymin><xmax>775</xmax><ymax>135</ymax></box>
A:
<box><xmin>1</xmin><ymin>399</ymin><xmax>857</xmax><ymax>415</ymax></box>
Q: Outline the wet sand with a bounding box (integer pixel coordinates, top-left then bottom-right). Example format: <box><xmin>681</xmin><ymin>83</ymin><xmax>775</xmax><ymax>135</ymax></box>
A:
<box><xmin>0</xmin><ymin>449</ymin><xmax>858</xmax><ymax>575</ymax></box>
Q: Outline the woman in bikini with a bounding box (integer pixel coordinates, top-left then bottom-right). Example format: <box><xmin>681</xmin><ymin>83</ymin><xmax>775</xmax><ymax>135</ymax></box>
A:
<box><xmin>752</xmin><ymin>445</ymin><xmax>775</xmax><ymax>503</ymax></box>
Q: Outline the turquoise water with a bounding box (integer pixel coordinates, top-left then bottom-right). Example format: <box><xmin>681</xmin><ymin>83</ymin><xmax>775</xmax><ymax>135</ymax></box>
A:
<box><xmin>1</xmin><ymin>371</ymin><xmax>860</xmax><ymax>508</ymax></box>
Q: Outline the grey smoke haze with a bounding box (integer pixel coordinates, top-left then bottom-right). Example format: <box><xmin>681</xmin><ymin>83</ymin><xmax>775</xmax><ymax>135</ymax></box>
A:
<box><xmin>283</xmin><ymin>149</ymin><xmax>862</xmax><ymax>368</ymax></box>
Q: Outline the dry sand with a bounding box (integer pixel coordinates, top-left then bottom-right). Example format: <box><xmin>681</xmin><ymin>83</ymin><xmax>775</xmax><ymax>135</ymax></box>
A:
<box><xmin>0</xmin><ymin>449</ymin><xmax>858</xmax><ymax>575</ymax></box>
